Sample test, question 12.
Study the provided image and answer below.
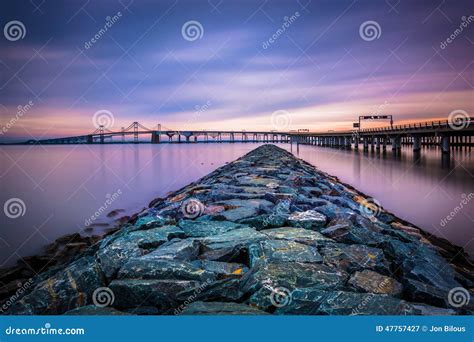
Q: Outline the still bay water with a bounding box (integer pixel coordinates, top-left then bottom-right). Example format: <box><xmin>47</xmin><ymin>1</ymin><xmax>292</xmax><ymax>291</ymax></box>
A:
<box><xmin>1</xmin><ymin>143</ymin><xmax>473</xmax><ymax>266</ymax></box>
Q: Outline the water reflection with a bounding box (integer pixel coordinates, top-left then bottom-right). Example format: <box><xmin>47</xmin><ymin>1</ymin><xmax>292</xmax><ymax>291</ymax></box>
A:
<box><xmin>0</xmin><ymin>143</ymin><xmax>473</xmax><ymax>266</ymax></box>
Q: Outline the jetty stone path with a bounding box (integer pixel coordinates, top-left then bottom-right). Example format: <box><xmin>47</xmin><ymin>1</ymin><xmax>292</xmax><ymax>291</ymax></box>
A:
<box><xmin>5</xmin><ymin>145</ymin><xmax>474</xmax><ymax>315</ymax></box>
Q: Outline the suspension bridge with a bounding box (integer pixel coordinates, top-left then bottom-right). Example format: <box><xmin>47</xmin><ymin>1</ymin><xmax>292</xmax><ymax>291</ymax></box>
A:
<box><xmin>20</xmin><ymin>118</ymin><xmax>473</xmax><ymax>155</ymax></box>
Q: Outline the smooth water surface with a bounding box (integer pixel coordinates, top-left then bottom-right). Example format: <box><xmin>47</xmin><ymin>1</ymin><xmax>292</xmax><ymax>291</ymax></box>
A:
<box><xmin>1</xmin><ymin>143</ymin><xmax>473</xmax><ymax>266</ymax></box>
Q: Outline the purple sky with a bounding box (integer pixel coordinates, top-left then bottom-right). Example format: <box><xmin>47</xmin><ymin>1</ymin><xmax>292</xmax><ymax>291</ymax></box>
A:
<box><xmin>0</xmin><ymin>0</ymin><xmax>472</xmax><ymax>142</ymax></box>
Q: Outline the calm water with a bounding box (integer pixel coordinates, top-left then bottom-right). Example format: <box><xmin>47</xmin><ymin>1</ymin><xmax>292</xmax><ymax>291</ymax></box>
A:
<box><xmin>1</xmin><ymin>143</ymin><xmax>473</xmax><ymax>266</ymax></box>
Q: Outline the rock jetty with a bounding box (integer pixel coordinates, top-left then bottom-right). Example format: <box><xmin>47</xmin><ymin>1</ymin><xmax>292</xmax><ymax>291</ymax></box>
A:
<box><xmin>2</xmin><ymin>145</ymin><xmax>473</xmax><ymax>315</ymax></box>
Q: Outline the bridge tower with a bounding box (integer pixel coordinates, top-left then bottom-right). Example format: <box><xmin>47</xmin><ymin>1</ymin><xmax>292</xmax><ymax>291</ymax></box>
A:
<box><xmin>121</xmin><ymin>127</ymin><xmax>125</xmax><ymax>143</ymax></box>
<box><xmin>99</xmin><ymin>125</ymin><xmax>104</xmax><ymax>144</ymax></box>
<box><xmin>133</xmin><ymin>122</ymin><xmax>139</xmax><ymax>143</ymax></box>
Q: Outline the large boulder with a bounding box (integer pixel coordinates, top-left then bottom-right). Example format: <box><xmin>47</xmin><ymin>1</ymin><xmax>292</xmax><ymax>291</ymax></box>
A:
<box><xmin>117</xmin><ymin>259</ymin><xmax>215</xmax><ymax>282</ymax></box>
<box><xmin>199</xmin><ymin>228</ymin><xmax>267</xmax><ymax>261</ymax></box>
<box><xmin>109</xmin><ymin>279</ymin><xmax>200</xmax><ymax>309</ymax></box>
<box><xmin>261</xmin><ymin>227</ymin><xmax>332</xmax><ymax>246</ymax></box>
<box><xmin>249</xmin><ymin>240</ymin><xmax>322</xmax><ymax>266</ymax></box>
<box><xmin>141</xmin><ymin>238</ymin><xmax>200</xmax><ymax>261</ymax></box>
<box><xmin>320</xmin><ymin>243</ymin><xmax>391</xmax><ymax>275</ymax></box>
<box><xmin>348</xmin><ymin>270</ymin><xmax>403</xmax><ymax>296</ymax></box>
<box><xmin>287</xmin><ymin>210</ymin><xmax>327</xmax><ymax>229</ymax></box>
<box><xmin>315</xmin><ymin>291</ymin><xmax>417</xmax><ymax>315</ymax></box>
<box><xmin>178</xmin><ymin>220</ymin><xmax>244</xmax><ymax>237</ymax></box>
<box><xmin>5</xmin><ymin>256</ymin><xmax>103</xmax><ymax>315</ymax></box>
<box><xmin>241</xmin><ymin>261</ymin><xmax>347</xmax><ymax>295</ymax></box>
<box><xmin>180</xmin><ymin>301</ymin><xmax>267</xmax><ymax>315</ymax></box>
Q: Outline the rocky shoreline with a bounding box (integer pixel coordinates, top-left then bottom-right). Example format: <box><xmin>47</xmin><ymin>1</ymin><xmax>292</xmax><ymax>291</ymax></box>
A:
<box><xmin>1</xmin><ymin>144</ymin><xmax>473</xmax><ymax>315</ymax></box>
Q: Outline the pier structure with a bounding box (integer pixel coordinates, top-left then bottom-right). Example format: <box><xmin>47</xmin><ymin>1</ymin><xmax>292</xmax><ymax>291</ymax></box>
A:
<box><xmin>293</xmin><ymin>119</ymin><xmax>473</xmax><ymax>154</ymax></box>
<box><xmin>22</xmin><ymin>119</ymin><xmax>472</xmax><ymax>155</ymax></box>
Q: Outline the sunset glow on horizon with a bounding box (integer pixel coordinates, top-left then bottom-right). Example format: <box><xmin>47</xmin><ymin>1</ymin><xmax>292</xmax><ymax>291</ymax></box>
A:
<box><xmin>0</xmin><ymin>0</ymin><xmax>472</xmax><ymax>142</ymax></box>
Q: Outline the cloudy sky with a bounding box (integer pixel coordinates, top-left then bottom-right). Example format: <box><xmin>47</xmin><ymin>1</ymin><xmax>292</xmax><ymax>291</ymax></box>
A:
<box><xmin>0</xmin><ymin>0</ymin><xmax>472</xmax><ymax>141</ymax></box>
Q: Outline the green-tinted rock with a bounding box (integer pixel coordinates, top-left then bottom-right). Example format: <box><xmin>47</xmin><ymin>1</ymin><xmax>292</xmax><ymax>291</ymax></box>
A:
<box><xmin>117</xmin><ymin>259</ymin><xmax>215</xmax><ymax>282</ymax></box>
<box><xmin>287</xmin><ymin>210</ymin><xmax>327</xmax><ymax>229</ymax></box>
<box><xmin>316</xmin><ymin>291</ymin><xmax>417</xmax><ymax>315</ymax></box>
<box><xmin>320</xmin><ymin>243</ymin><xmax>391</xmax><ymax>275</ymax></box>
<box><xmin>142</xmin><ymin>238</ymin><xmax>200</xmax><ymax>261</ymax></box>
<box><xmin>261</xmin><ymin>227</ymin><xmax>332</xmax><ymax>246</ymax></box>
<box><xmin>348</xmin><ymin>270</ymin><xmax>403</xmax><ymax>296</ymax></box>
<box><xmin>6</xmin><ymin>256</ymin><xmax>103</xmax><ymax>315</ymax></box>
<box><xmin>109</xmin><ymin>279</ymin><xmax>200</xmax><ymax>309</ymax></box>
<box><xmin>178</xmin><ymin>220</ymin><xmax>244</xmax><ymax>237</ymax></box>
<box><xmin>249</xmin><ymin>240</ymin><xmax>322</xmax><ymax>266</ymax></box>
<box><xmin>180</xmin><ymin>301</ymin><xmax>267</xmax><ymax>315</ymax></box>
<box><xmin>65</xmin><ymin>305</ymin><xmax>128</xmax><ymax>315</ymax></box>
<box><xmin>199</xmin><ymin>260</ymin><xmax>249</xmax><ymax>277</ymax></box>
<box><xmin>241</xmin><ymin>261</ymin><xmax>346</xmax><ymax>295</ymax></box>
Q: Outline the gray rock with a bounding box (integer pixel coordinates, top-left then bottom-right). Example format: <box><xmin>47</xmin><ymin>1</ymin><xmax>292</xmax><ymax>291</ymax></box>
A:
<box><xmin>178</xmin><ymin>220</ymin><xmax>244</xmax><ymax>237</ymax></box>
<box><xmin>320</xmin><ymin>195</ymin><xmax>360</xmax><ymax>211</ymax></box>
<box><xmin>249</xmin><ymin>240</ymin><xmax>322</xmax><ymax>266</ymax></box>
<box><xmin>348</xmin><ymin>270</ymin><xmax>403</xmax><ymax>296</ymax></box>
<box><xmin>128</xmin><ymin>225</ymin><xmax>185</xmax><ymax>249</ymax></box>
<box><xmin>6</xmin><ymin>256</ymin><xmax>103</xmax><ymax>315</ymax></box>
<box><xmin>287</xmin><ymin>210</ymin><xmax>327</xmax><ymax>229</ymax></box>
<box><xmin>316</xmin><ymin>291</ymin><xmax>417</xmax><ymax>315</ymax></box>
<box><xmin>117</xmin><ymin>259</ymin><xmax>215</xmax><ymax>282</ymax></box>
<box><xmin>320</xmin><ymin>243</ymin><xmax>391</xmax><ymax>275</ymax></box>
<box><xmin>180</xmin><ymin>301</ymin><xmax>267</xmax><ymax>315</ymax></box>
<box><xmin>218</xmin><ymin>206</ymin><xmax>259</xmax><ymax>221</ymax></box>
<box><xmin>200</xmin><ymin>228</ymin><xmax>267</xmax><ymax>255</ymax></box>
<box><xmin>109</xmin><ymin>279</ymin><xmax>200</xmax><ymax>309</ymax></box>
<box><xmin>261</xmin><ymin>227</ymin><xmax>332</xmax><ymax>246</ymax></box>
<box><xmin>199</xmin><ymin>260</ymin><xmax>249</xmax><ymax>277</ymax></box>
<box><xmin>142</xmin><ymin>238</ymin><xmax>200</xmax><ymax>261</ymax></box>
<box><xmin>65</xmin><ymin>305</ymin><xmax>128</xmax><ymax>315</ymax></box>
<box><xmin>320</xmin><ymin>223</ymin><xmax>386</xmax><ymax>245</ymax></box>
<box><xmin>411</xmin><ymin>304</ymin><xmax>457</xmax><ymax>315</ymax></box>
<box><xmin>314</xmin><ymin>204</ymin><xmax>357</xmax><ymax>222</ymax></box>
<box><xmin>241</xmin><ymin>261</ymin><xmax>346</xmax><ymax>295</ymax></box>
<box><xmin>176</xmin><ymin>278</ymin><xmax>244</xmax><ymax>304</ymax></box>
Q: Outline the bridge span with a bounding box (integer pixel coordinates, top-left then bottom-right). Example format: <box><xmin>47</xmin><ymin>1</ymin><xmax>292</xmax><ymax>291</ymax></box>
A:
<box><xmin>294</xmin><ymin>119</ymin><xmax>473</xmax><ymax>154</ymax></box>
<box><xmin>22</xmin><ymin>118</ymin><xmax>473</xmax><ymax>155</ymax></box>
